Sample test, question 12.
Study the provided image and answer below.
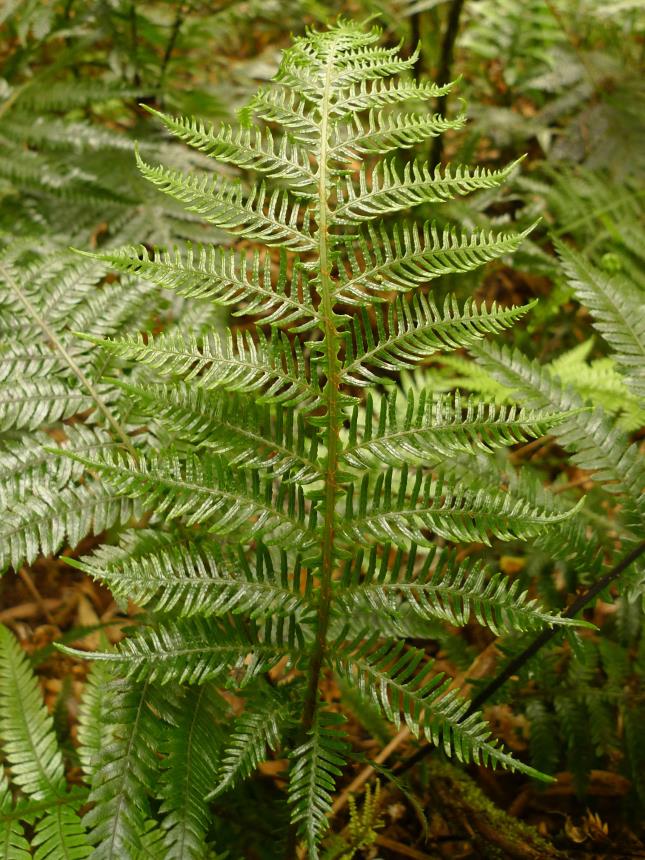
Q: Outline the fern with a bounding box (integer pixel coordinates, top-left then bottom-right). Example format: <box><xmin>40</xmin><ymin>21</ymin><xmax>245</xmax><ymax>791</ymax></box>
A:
<box><xmin>18</xmin><ymin>19</ymin><xmax>597</xmax><ymax>856</ymax></box>
<box><xmin>0</xmin><ymin>624</ymin><xmax>91</xmax><ymax>859</ymax></box>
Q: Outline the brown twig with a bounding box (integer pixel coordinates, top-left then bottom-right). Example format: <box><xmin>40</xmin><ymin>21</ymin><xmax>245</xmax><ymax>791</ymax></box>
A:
<box><xmin>18</xmin><ymin>568</ymin><xmax>55</xmax><ymax>624</ymax></box>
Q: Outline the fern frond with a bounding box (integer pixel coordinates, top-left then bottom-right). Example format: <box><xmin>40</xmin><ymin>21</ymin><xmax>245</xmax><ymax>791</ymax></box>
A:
<box><xmin>331</xmin><ymin>108</ymin><xmax>467</xmax><ymax>158</ymax></box>
<box><xmin>77</xmin><ymin>662</ymin><xmax>113</xmax><ymax>780</ymax></box>
<box><xmin>341</xmin><ymin>297</ymin><xmax>534</xmax><ymax>386</ymax></box>
<box><xmin>71</xmin><ymin>531</ymin><xmax>311</xmax><ymax>618</ymax></box>
<box><xmin>334</xmin><ymin>158</ymin><xmax>522</xmax><ymax>223</ymax></box>
<box><xmin>0</xmin><ymin>427</ymin><xmax>113</xmax><ymax>507</ymax></box>
<box><xmin>473</xmin><ymin>341</ymin><xmax>645</xmax><ymax>514</ymax></box>
<box><xmin>0</xmin><ymin>774</ymin><xmax>31</xmax><ymax>860</ymax></box>
<box><xmin>62</xmin><ymin>450</ymin><xmax>317</xmax><ymax>555</ymax></box>
<box><xmin>83</xmin><ymin>679</ymin><xmax>161</xmax><ymax>860</ymax></box>
<box><xmin>0</xmin><ymin>379</ymin><xmax>92</xmax><ymax>432</ymax></box>
<box><xmin>118</xmin><ymin>382</ymin><xmax>322</xmax><ymax>484</ymax></box>
<box><xmin>556</xmin><ymin>240</ymin><xmax>645</xmax><ymax>399</ymax></box>
<box><xmin>333</xmin><ymin>78</ymin><xmax>454</xmax><ymax>115</ymax></box>
<box><xmin>81</xmin><ymin>329</ymin><xmax>321</xmax><ymax>410</ymax></box>
<box><xmin>344</xmin><ymin>389</ymin><xmax>564</xmax><ymax>468</ymax></box>
<box><xmin>330</xmin><ymin>636</ymin><xmax>550</xmax><ymax>779</ymax></box>
<box><xmin>335</xmin><ymin>222</ymin><xmax>533</xmax><ymax>304</ymax></box>
<box><xmin>247</xmin><ymin>87</ymin><xmax>319</xmax><ymax>143</ymax></box>
<box><xmin>0</xmin><ymin>625</ymin><xmax>65</xmax><ymax>798</ymax></box>
<box><xmin>80</xmin><ymin>244</ymin><xmax>318</xmax><ymax>328</ymax></box>
<box><xmin>64</xmin><ymin>617</ymin><xmax>305</xmax><ymax>685</ymax></box>
<box><xmin>339</xmin><ymin>466</ymin><xmax>582</xmax><ymax>549</ymax></box>
<box><xmin>159</xmin><ymin>685</ymin><xmax>224</xmax><ymax>860</ymax></box>
<box><xmin>31</xmin><ymin>807</ymin><xmax>92</xmax><ymax>860</ymax></box>
<box><xmin>335</xmin><ymin>544</ymin><xmax>586</xmax><ymax>636</ymax></box>
<box><xmin>145</xmin><ymin>107</ymin><xmax>316</xmax><ymax>192</ymax></box>
<box><xmin>208</xmin><ymin>687</ymin><xmax>292</xmax><ymax>799</ymax></box>
<box><xmin>0</xmin><ymin>481</ymin><xmax>134</xmax><ymax>572</ymax></box>
<box><xmin>135</xmin><ymin>151</ymin><xmax>316</xmax><ymax>251</ymax></box>
<box><xmin>289</xmin><ymin>709</ymin><xmax>350</xmax><ymax>858</ymax></box>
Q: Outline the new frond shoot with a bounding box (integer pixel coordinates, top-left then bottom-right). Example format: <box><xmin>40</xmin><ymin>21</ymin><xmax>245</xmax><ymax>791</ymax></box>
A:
<box><xmin>61</xmin><ymin>19</ymin><xmax>584</xmax><ymax>858</ymax></box>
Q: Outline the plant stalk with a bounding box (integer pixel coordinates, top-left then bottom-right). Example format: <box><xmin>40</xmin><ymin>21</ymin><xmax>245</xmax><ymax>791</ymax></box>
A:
<box><xmin>286</xmin><ymin>42</ymin><xmax>341</xmax><ymax>860</ymax></box>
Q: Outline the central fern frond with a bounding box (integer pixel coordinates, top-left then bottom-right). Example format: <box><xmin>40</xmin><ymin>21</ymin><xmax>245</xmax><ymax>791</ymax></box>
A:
<box><xmin>64</xmin><ymin>19</ymin><xmax>585</xmax><ymax>858</ymax></box>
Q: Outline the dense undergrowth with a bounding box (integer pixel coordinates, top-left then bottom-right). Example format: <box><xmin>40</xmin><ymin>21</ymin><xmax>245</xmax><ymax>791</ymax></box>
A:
<box><xmin>0</xmin><ymin>2</ymin><xmax>643</xmax><ymax>859</ymax></box>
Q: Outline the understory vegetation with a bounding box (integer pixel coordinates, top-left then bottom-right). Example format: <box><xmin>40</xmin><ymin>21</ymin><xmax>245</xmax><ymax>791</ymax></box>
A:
<box><xmin>0</xmin><ymin>2</ymin><xmax>643</xmax><ymax>858</ymax></box>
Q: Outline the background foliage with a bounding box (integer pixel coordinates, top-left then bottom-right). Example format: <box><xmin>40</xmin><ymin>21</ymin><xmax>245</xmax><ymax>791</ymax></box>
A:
<box><xmin>0</xmin><ymin>1</ymin><xmax>643</xmax><ymax>858</ymax></box>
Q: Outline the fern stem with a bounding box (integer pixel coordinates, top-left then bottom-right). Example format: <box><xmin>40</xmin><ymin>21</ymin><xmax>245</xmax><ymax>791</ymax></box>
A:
<box><xmin>0</xmin><ymin>261</ymin><xmax>137</xmax><ymax>457</ymax></box>
<box><xmin>300</xmin><ymin>41</ymin><xmax>341</xmax><ymax>739</ymax></box>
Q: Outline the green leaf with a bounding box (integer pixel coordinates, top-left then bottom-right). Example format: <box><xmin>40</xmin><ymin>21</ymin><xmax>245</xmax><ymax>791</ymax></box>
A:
<box><xmin>135</xmin><ymin>150</ymin><xmax>316</xmax><ymax>251</ymax></box>
<box><xmin>71</xmin><ymin>530</ymin><xmax>311</xmax><ymax>618</ymax></box>
<box><xmin>79</xmin><ymin>328</ymin><xmax>321</xmax><ymax>410</ymax></box>
<box><xmin>339</xmin><ymin>466</ymin><xmax>584</xmax><ymax>549</ymax></box>
<box><xmin>334</xmin><ymin>158</ymin><xmax>523</xmax><ymax>223</ymax></box>
<box><xmin>341</xmin><ymin>296</ymin><xmax>535</xmax><ymax>385</ymax></box>
<box><xmin>336</xmin><ymin>544</ymin><xmax>590</xmax><ymax>636</ymax></box>
<box><xmin>159</xmin><ymin>685</ymin><xmax>225</xmax><ymax>860</ymax></box>
<box><xmin>344</xmin><ymin>389</ymin><xmax>564</xmax><ymax>468</ymax></box>
<box><xmin>288</xmin><ymin>709</ymin><xmax>350</xmax><ymax>858</ymax></box>
<box><xmin>556</xmin><ymin>240</ymin><xmax>645</xmax><ymax>400</ymax></box>
<box><xmin>330</xmin><ymin>636</ymin><xmax>552</xmax><ymax>780</ymax></box>
<box><xmin>63</xmin><ymin>617</ymin><xmax>306</xmax><ymax>686</ymax></box>
<box><xmin>335</xmin><ymin>222</ymin><xmax>534</xmax><ymax>304</ymax></box>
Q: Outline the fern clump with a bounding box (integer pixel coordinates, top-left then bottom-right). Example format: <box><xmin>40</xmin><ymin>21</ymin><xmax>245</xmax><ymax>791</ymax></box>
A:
<box><xmin>59</xmin><ymin>20</ymin><xmax>588</xmax><ymax>857</ymax></box>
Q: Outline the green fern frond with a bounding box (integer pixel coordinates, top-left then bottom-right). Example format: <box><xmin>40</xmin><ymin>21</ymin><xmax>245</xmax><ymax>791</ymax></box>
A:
<box><xmin>335</xmin><ymin>544</ymin><xmax>586</xmax><ymax>636</ymax></box>
<box><xmin>0</xmin><ymin>625</ymin><xmax>91</xmax><ymax>859</ymax></box>
<box><xmin>332</xmin><ymin>77</ymin><xmax>454</xmax><ymax>115</ymax></box>
<box><xmin>80</xmin><ymin>244</ymin><xmax>318</xmax><ymax>328</ymax></box>
<box><xmin>0</xmin><ymin>773</ymin><xmax>30</xmax><ymax>860</ymax></box>
<box><xmin>556</xmin><ymin>240</ymin><xmax>645</xmax><ymax>399</ymax></box>
<box><xmin>62</xmin><ymin>617</ymin><xmax>306</xmax><ymax>686</ymax></box>
<box><xmin>289</xmin><ymin>709</ymin><xmax>350</xmax><ymax>858</ymax></box>
<box><xmin>339</xmin><ymin>465</ymin><xmax>582</xmax><ymax>549</ymax></box>
<box><xmin>344</xmin><ymin>389</ymin><xmax>564</xmax><ymax>468</ymax></box>
<box><xmin>0</xmin><ymin>427</ymin><xmax>113</xmax><ymax>507</ymax></box>
<box><xmin>135</xmin><ymin>150</ymin><xmax>316</xmax><ymax>251</ymax></box>
<box><xmin>0</xmin><ymin>480</ymin><xmax>134</xmax><ymax>572</ymax></box>
<box><xmin>117</xmin><ymin>382</ymin><xmax>322</xmax><ymax>483</ymax></box>
<box><xmin>0</xmin><ymin>379</ymin><xmax>92</xmax><ymax>432</ymax></box>
<box><xmin>208</xmin><ymin>687</ymin><xmax>292</xmax><ymax>799</ymax></box>
<box><xmin>334</xmin><ymin>158</ymin><xmax>523</xmax><ymax>223</ymax></box>
<box><xmin>473</xmin><ymin>341</ymin><xmax>645</xmax><ymax>514</ymax></box>
<box><xmin>331</xmin><ymin>107</ymin><xmax>467</xmax><ymax>158</ymax></box>
<box><xmin>71</xmin><ymin>531</ymin><xmax>311</xmax><ymax>618</ymax></box>
<box><xmin>330</xmin><ymin>636</ymin><xmax>551</xmax><ymax>780</ymax></box>
<box><xmin>62</xmin><ymin>450</ymin><xmax>317</xmax><ymax>555</ymax></box>
<box><xmin>341</xmin><ymin>296</ymin><xmax>534</xmax><ymax>385</ymax></box>
<box><xmin>80</xmin><ymin>328</ymin><xmax>321</xmax><ymax>410</ymax></box>
<box><xmin>144</xmin><ymin>107</ymin><xmax>316</xmax><ymax>192</ymax></box>
<box><xmin>0</xmin><ymin>624</ymin><xmax>65</xmax><ymax>798</ymax></box>
<box><xmin>77</xmin><ymin>662</ymin><xmax>113</xmax><ymax>781</ymax></box>
<box><xmin>159</xmin><ymin>685</ymin><xmax>225</xmax><ymax>860</ymax></box>
<box><xmin>31</xmin><ymin>807</ymin><xmax>92</xmax><ymax>860</ymax></box>
<box><xmin>335</xmin><ymin>222</ymin><xmax>534</xmax><ymax>304</ymax></box>
<box><xmin>83</xmin><ymin>679</ymin><xmax>161</xmax><ymax>859</ymax></box>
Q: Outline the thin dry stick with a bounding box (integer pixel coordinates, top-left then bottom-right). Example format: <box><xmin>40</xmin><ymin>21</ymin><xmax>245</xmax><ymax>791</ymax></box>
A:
<box><xmin>18</xmin><ymin>568</ymin><xmax>56</xmax><ymax>624</ymax></box>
